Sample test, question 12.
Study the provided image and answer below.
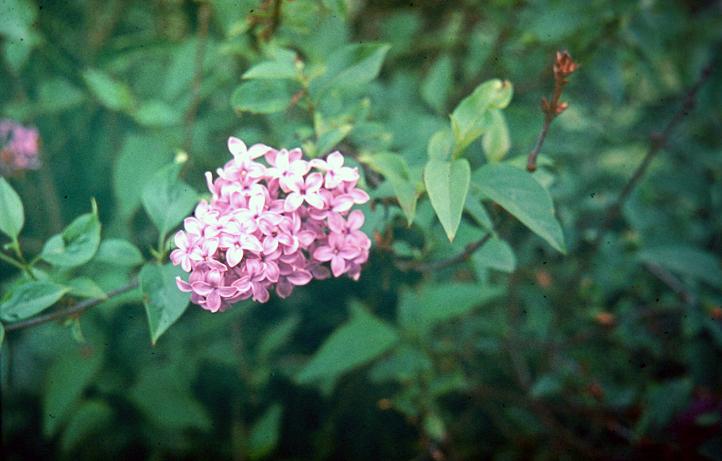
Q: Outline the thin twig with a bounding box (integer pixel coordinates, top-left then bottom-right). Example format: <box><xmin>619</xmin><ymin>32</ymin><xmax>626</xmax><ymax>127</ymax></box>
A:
<box><xmin>593</xmin><ymin>60</ymin><xmax>715</xmax><ymax>247</ymax></box>
<box><xmin>644</xmin><ymin>263</ymin><xmax>697</xmax><ymax>306</ymax></box>
<box><xmin>183</xmin><ymin>2</ymin><xmax>212</xmax><ymax>153</ymax></box>
<box><xmin>397</xmin><ymin>233</ymin><xmax>492</xmax><ymax>272</ymax></box>
<box><xmin>526</xmin><ymin>51</ymin><xmax>577</xmax><ymax>172</ymax></box>
<box><xmin>4</xmin><ymin>279</ymin><xmax>139</xmax><ymax>332</ymax></box>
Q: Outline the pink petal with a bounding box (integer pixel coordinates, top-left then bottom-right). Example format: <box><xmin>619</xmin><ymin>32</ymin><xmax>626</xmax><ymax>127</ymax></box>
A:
<box><xmin>284</xmin><ymin>193</ymin><xmax>304</xmax><ymax>212</ymax></box>
<box><xmin>226</xmin><ymin>246</ymin><xmax>244</xmax><ymax>267</ymax></box>
<box><xmin>247</xmin><ymin>143</ymin><xmax>272</xmax><ymax>159</ymax></box>
<box><xmin>206</xmin><ymin>291</ymin><xmax>222</xmax><ymax>312</ymax></box>
<box><xmin>327</xmin><ymin>152</ymin><xmax>344</xmax><ymax>169</ymax></box>
<box><xmin>327</xmin><ymin>213</ymin><xmax>346</xmax><ymax>234</ymax></box>
<box><xmin>287</xmin><ymin>269</ymin><xmax>312</xmax><ymax>285</ymax></box>
<box><xmin>304</xmin><ymin>192</ymin><xmax>325</xmax><ymax>210</ymax></box>
<box><xmin>330</xmin><ymin>256</ymin><xmax>346</xmax><ymax>277</ymax></box>
<box><xmin>306</xmin><ymin>172</ymin><xmax>323</xmax><ymax>191</ymax></box>
<box><xmin>313</xmin><ymin>246</ymin><xmax>335</xmax><ymax>262</ymax></box>
<box><xmin>228</xmin><ymin>137</ymin><xmax>247</xmax><ymax>157</ymax></box>
<box><xmin>347</xmin><ymin>210</ymin><xmax>365</xmax><ymax>229</ymax></box>
<box><xmin>191</xmin><ymin>281</ymin><xmax>213</xmax><ymax>296</ymax></box>
<box><xmin>176</xmin><ymin>277</ymin><xmax>193</xmax><ymax>292</ymax></box>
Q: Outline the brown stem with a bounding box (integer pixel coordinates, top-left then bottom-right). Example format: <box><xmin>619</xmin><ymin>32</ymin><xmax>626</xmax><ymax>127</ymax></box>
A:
<box><xmin>4</xmin><ymin>279</ymin><xmax>139</xmax><ymax>332</ymax></box>
<box><xmin>183</xmin><ymin>3</ymin><xmax>212</xmax><ymax>153</ymax></box>
<box><xmin>526</xmin><ymin>114</ymin><xmax>553</xmax><ymax>173</ymax></box>
<box><xmin>397</xmin><ymin>233</ymin><xmax>492</xmax><ymax>272</ymax></box>
<box><xmin>592</xmin><ymin>60</ymin><xmax>715</xmax><ymax>248</ymax></box>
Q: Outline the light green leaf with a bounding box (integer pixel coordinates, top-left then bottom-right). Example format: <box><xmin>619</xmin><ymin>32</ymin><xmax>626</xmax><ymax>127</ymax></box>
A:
<box><xmin>316</xmin><ymin>124</ymin><xmax>353</xmax><ymax>157</ymax></box>
<box><xmin>60</xmin><ymin>399</ymin><xmax>113</xmax><ymax>452</ymax></box>
<box><xmin>67</xmin><ymin>277</ymin><xmax>107</xmax><ymax>300</ymax></box>
<box><xmin>140</xmin><ymin>263</ymin><xmax>190</xmax><ymax>345</ymax></box>
<box><xmin>450</xmin><ymin>79</ymin><xmax>513</xmax><ymax>156</ymax></box>
<box><xmin>639</xmin><ymin>246</ymin><xmax>722</xmax><ymax>287</ymax></box>
<box><xmin>231</xmin><ymin>80</ymin><xmax>294</xmax><ymax>114</ymax></box>
<box><xmin>421</xmin><ymin>54</ymin><xmax>453</xmax><ymax>113</ymax></box>
<box><xmin>464</xmin><ymin>193</ymin><xmax>493</xmax><ymax>230</ymax></box>
<box><xmin>129</xmin><ymin>364</ymin><xmax>211</xmax><ymax>431</ymax></box>
<box><xmin>133</xmin><ymin>100</ymin><xmax>182</xmax><ymax>127</ymax></box>
<box><xmin>362</xmin><ymin>152</ymin><xmax>419</xmax><ymax>225</ymax></box>
<box><xmin>0</xmin><ymin>323</ymin><xmax>4</xmax><ymax>348</ymax></box>
<box><xmin>248</xmin><ymin>404</ymin><xmax>283</xmax><ymax>460</ymax></box>
<box><xmin>397</xmin><ymin>283</ymin><xmax>504</xmax><ymax>334</ymax></box>
<box><xmin>82</xmin><ymin>68</ymin><xmax>135</xmax><ymax>112</ymax></box>
<box><xmin>243</xmin><ymin>48</ymin><xmax>297</xmax><ymax>80</ymax></box>
<box><xmin>0</xmin><ymin>0</ymin><xmax>36</xmax><ymax>41</ymax></box>
<box><xmin>427</xmin><ymin>128</ymin><xmax>454</xmax><ymax>161</ymax></box>
<box><xmin>41</xmin><ymin>210</ymin><xmax>102</xmax><ymax>267</ymax></box>
<box><xmin>44</xmin><ymin>344</ymin><xmax>104</xmax><ymax>437</ymax></box>
<box><xmin>141</xmin><ymin>163</ymin><xmax>198</xmax><ymax>239</ymax></box>
<box><xmin>296</xmin><ymin>302</ymin><xmax>399</xmax><ymax>386</ymax></box>
<box><xmin>94</xmin><ymin>239</ymin><xmax>144</xmax><ymax>267</ymax></box>
<box><xmin>482</xmin><ymin>109</ymin><xmax>511</xmax><ymax>162</ymax></box>
<box><xmin>424</xmin><ymin>158</ymin><xmax>471</xmax><ymax>241</ymax></box>
<box><xmin>309</xmin><ymin>43</ymin><xmax>390</xmax><ymax>100</ymax></box>
<box><xmin>473</xmin><ymin>163</ymin><xmax>566</xmax><ymax>253</ymax></box>
<box><xmin>473</xmin><ymin>238</ymin><xmax>516</xmax><ymax>273</ymax></box>
<box><xmin>0</xmin><ymin>281</ymin><xmax>68</xmax><ymax>322</ymax></box>
<box><xmin>0</xmin><ymin>177</ymin><xmax>24</xmax><ymax>240</ymax></box>
<box><xmin>114</xmin><ymin>135</ymin><xmax>174</xmax><ymax>219</ymax></box>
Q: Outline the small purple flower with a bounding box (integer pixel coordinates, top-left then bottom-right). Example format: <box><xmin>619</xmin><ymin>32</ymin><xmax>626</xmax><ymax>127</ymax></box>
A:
<box><xmin>0</xmin><ymin>119</ymin><xmax>41</xmax><ymax>175</ymax></box>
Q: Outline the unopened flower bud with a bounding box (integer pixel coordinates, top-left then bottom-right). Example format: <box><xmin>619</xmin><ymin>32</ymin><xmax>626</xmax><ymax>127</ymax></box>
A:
<box><xmin>554</xmin><ymin>51</ymin><xmax>577</xmax><ymax>80</ymax></box>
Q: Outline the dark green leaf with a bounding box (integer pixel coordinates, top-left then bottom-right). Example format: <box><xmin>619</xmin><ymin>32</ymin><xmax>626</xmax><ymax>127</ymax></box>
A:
<box><xmin>139</xmin><ymin>263</ymin><xmax>190</xmax><ymax>344</ymax></box>
<box><xmin>473</xmin><ymin>163</ymin><xmax>566</xmax><ymax>253</ymax></box>
<box><xmin>41</xmin><ymin>210</ymin><xmax>101</xmax><ymax>267</ymax></box>
<box><xmin>141</xmin><ymin>163</ymin><xmax>198</xmax><ymax>239</ymax></box>
<box><xmin>82</xmin><ymin>69</ymin><xmax>135</xmax><ymax>112</ymax></box>
<box><xmin>639</xmin><ymin>245</ymin><xmax>722</xmax><ymax>286</ymax></box>
<box><xmin>94</xmin><ymin>239</ymin><xmax>144</xmax><ymax>267</ymax></box>
<box><xmin>248</xmin><ymin>404</ymin><xmax>283</xmax><ymax>460</ymax></box>
<box><xmin>0</xmin><ymin>281</ymin><xmax>68</xmax><ymax>322</ymax></box>
<box><xmin>67</xmin><ymin>277</ymin><xmax>107</xmax><ymax>300</ymax></box>
<box><xmin>231</xmin><ymin>80</ymin><xmax>294</xmax><ymax>114</ymax></box>
<box><xmin>362</xmin><ymin>152</ymin><xmax>419</xmax><ymax>225</ymax></box>
<box><xmin>60</xmin><ymin>399</ymin><xmax>113</xmax><ymax>452</ymax></box>
<box><xmin>296</xmin><ymin>302</ymin><xmax>399</xmax><ymax>386</ymax></box>
<box><xmin>309</xmin><ymin>43</ymin><xmax>390</xmax><ymax>99</ymax></box>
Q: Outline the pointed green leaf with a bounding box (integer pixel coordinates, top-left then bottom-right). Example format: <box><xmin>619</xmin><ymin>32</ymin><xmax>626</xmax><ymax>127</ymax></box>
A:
<box><xmin>473</xmin><ymin>164</ymin><xmax>566</xmax><ymax>253</ymax></box>
<box><xmin>82</xmin><ymin>68</ymin><xmax>135</xmax><ymax>112</ymax></box>
<box><xmin>44</xmin><ymin>344</ymin><xmax>104</xmax><ymax>437</ymax></box>
<box><xmin>421</xmin><ymin>54</ymin><xmax>453</xmax><ymax>113</ymax></box>
<box><xmin>41</xmin><ymin>210</ymin><xmax>101</xmax><ymax>267</ymax></box>
<box><xmin>0</xmin><ymin>177</ymin><xmax>24</xmax><ymax>240</ymax></box>
<box><xmin>482</xmin><ymin>109</ymin><xmax>511</xmax><ymax>162</ymax></box>
<box><xmin>0</xmin><ymin>281</ymin><xmax>68</xmax><ymax>322</ymax></box>
<box><xmin>141</xmin><ymin>163</ymin><xmax>198</xmax><ymax>240</ymax></box>
<box><xmin>309</xmin><ymin>43</ymin><xmax>390</xmax><ymax>100</ymax></box>
<box><xmin>94</xmin><ymin>239</ymin><xmax>144</xmax><ymax>267</ymax></box>
<box><xmin>451</xmin><ymin>79</ymin><xmax>512</xmax><ymax>156</ymax></box>
<box><xmin>362</xmin><ymin>152</ymin><xmax>419</xmax><ymax>225</ymax></box>
<box><xmin>296</xmin><ymin>302</ymin><xmax>398</xmax><ymax>386</ymax></box>
<box><xmin>60</xmin><ymin>399</ymin><xmax>113</xmax><ymax>452</ymax></box>
<box><xmin>231</xmin><ymin>80</ymin><xmax>294</xmax><ymax>114</ymax></box>
<box><xmin>67</xmin><ymin>277</ymin><xmax>107</xmax><ymax>300</ymax></box>
<box><xmin>248</xmin><ymin>404</ymin><xmax>283</xmax><ymax>460</ymax></box>
<box><xmin>139</xmin><ymin>263</ymin><xmax>190</xmax><ymax>344</ymax></box>
<box><xmin>424</xmin><ymin>158</ymin><xmax>471</xmax><ymax>241</ymax></box>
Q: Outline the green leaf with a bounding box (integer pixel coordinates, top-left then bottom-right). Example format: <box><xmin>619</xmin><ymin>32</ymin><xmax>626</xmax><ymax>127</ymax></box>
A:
<box><xmin>309</xmin><ymin>43</ymin><xmax>390</xmax><ymax>100</ymax></box>
<box><xmin>397</xmin><ymin>283</ymin><xmax>504</xmax><ymax>334</ymax></box>
<box><xmin>231</xmin><ymin>80</ymin><xmax>294</xmax><ymax>114</ymax></box>
<box><xmin>243</xmin><ymin>48</ymin><xmax>297</xmax><ymax>80</ymax></box>
<box><xmin>44</xmin><ymin>344</ymin><xmax>104</xmax><ymax>437</ymax></box>
<box><xmin>464</xmin><ymin>193</ymin><xmax>493</xmax><ymax>230</ymax></box>
<box><xmin>114</xmin><ymin>135</ymin><xmax>174</xmax><ymax>219</ymax></box>
<box><xmin>94</xmin><ymin>239</ymin><xmax>144</xmax><ymax>267</ymax></box>
<box><xmin>296</xmin><ymin>302</ymin><xmax>399</xmax><ymax>386</ymax></box>
<box><xmin>141</xmin><ymin>163</ymin><xmax>198</xmax><ymax>239</ymax></box>
<box><xmin>37</xmin><ymin>78</ymin><xmax>86</xmax><ymax>114</ymax></box>
<box><xmin>41</xmin><ymin>210</ymin><xmax>102</xmax><ymax>267</ymax></box>
<box><xmin>472</xmin><ymin>238</ymin><xmax>516</xmax><ymax>273</ymax></box>
<box><xmin>427</xmin><ymin>128</ymin><xmax>454</xmax><ymax>161</ymax></box>
<box><xmin>316</xmin><ymin>124</ymin><xmax>353</xmax><ymax>157</ymax></box>
<box><xmin>362</xmin><ymin>152</ymin><xmax>419</xmax><ymax>225</ymax></box>
<box><xmin>67</xmin><ymin>277</ymin><xmax>107</xmax><ymax>300</ymax></box>
<box><xmin>129</xmin><ymin>364</ymin><xmax>211</xmax><ymax>431</ymax></box>
<box><xmin>639</xmin><ymin>246</ymin><xmax>722</xmax><ymax>286</ymax></box>
<box><xmin>450</xmin><ymin>79</ymin><xmax>513</xmax><ymax>156</ymax></box>
<box><xmin>257</xmin><ymin>315</ymin><xmax>300</xmax><ymax>362</ymax></box>
<box><xmin>0</xmin><ymin>281</ymin><xmax>69</xmax><ymax>322</ymax></box>
<box><xmin>421</xmin><ymin>54</ymin><xmax>453</xmax><ymax>113</ymax></box>
<box><xmin>424</xmin><ymin>158</ymin><xmax>471</xmax><ymax>241</ymax></box>
<box><xmin>473</xmin><ymin>163</ymin><xmax>566</xmax><ymax>253</ymax></box>
<box><xmin>133</xmin><ymin>100</ymin><xmax>182</xmax><ymax>127</ymax></box>
<box><xmin>482</xmin><ymin>109</ymin><xmax>511</xmax><ymax>162</ymax></box>
<box><xmin>60</xmin><ymin>399</ymin><xmax>113</xmax><ymax>452</ymax></box>
<box><xmin>0</xmin><ymin>323</ymin><xmax>5</xmax><ymax>349</ymax></box>
<box><xmin>0</xmin><ymin>177</ymin><xmax>24</xmax><ymax>240</ymax></box>
<box><xmin>248</xmin><ymin>404</ymin><xmax>283</xmax><ymax>460</ymax></box>
<box><xmin>139</xmin><ymin>263</ymin><xmax>190</xmax><ymax>345</ymax></box>
<box><xmin>82</xmin><ymin>68</ymin><xmax>135</xmax><ymax>112</ymax></box>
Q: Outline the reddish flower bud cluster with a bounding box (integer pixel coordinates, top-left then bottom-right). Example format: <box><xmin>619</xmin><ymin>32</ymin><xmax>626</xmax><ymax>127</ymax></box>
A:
<box><xmin>0</xmin><ymin>119</ymin><xmax>40</xmax><ymax>175</ymax></box>
<box><xmin>171</xmin><ymin>137</ymin><xmax>372</xmax><ymax>311</ymax></box>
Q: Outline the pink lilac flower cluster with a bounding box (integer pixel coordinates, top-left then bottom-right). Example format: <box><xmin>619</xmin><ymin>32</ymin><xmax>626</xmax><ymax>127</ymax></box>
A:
<box><xmin>0</xmin><ymin>119</ymin><xmax>40</xmax><ymax>175</ymax></box>
<box><xmin>170</xmin><ymin>137</ymin><xmax>372</xmax><ymax>311</ymax></box>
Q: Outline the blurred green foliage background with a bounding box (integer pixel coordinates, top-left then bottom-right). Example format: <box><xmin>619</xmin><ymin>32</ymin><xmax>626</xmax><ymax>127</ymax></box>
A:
<box><xmin>1</xmin><ymin>0</ymin><xmax>722</xmax><ymax>459</ymax></box>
